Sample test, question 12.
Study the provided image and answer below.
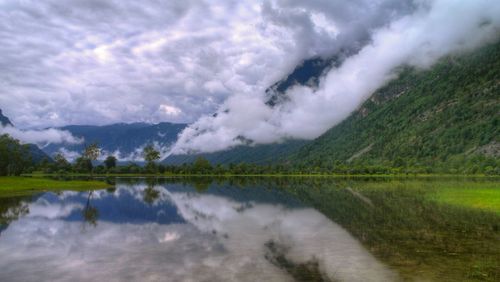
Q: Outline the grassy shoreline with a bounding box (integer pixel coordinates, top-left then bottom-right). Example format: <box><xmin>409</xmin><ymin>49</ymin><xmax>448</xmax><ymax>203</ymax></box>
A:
<box><xmin>22</xmin><ymin>172</ymin><xmax>500</xmax><ymax>178</ymax></box>
<box><xmin>5</xmin><ymin>174</ymin><xmax>500</xmax><ymax>213</ymax></box>
<box><xmin>0</xmin><ymin>177</ymin><xmax>110</xmax><ymax>197</ymax></box>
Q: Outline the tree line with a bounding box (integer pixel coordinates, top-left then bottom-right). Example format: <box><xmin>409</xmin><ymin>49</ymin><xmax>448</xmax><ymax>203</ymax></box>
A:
<box><xmin>0</xmin><ymin>134</ymin><xmax>32</xmax><ymax>176</ymax></box>
<box><xmin>1</xmin><ymin>132</ymin><xmax>498</xmax><ymax>176</ymax></box>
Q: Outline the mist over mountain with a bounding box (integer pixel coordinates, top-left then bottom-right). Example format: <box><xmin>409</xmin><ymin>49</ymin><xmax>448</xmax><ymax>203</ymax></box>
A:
<box><xmin>164</xmin><ymin>55</ymin><xmax>334</xmax><ymax>165</ymax></box>
<box><xmin>166</xmin><ymin>40</ymin><xmax>499</xmax><ymax>171</ymax></box>
<box><xmin>42</xmin><ymin>122</ymin><xmax>187</xmax><ymax>161</ymax></box>
<box><xmin>289</xmin><ymin>41</ymin><xmax>500</xmax><ymax>172</ymax></box>
<box><xmin>0</xmin><ymin>109</ymin><xmax>51</xmax><ymax>164</ymax></box>
<box><xmin>0</xmin><ymin>0</ymin><xmax>498</xmax><ymax>172</ymax></box>
<box><xmin>172</xmin><ymin>0</ymin><xmax>500</xmax><ymax>155</ymax></box>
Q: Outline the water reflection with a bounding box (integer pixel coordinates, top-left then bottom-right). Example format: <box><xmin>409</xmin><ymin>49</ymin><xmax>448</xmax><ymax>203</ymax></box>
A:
<box><xmin>0</xmin><ymin>179</ymin><xmax>397</xmax><ymax>282</ymax></box>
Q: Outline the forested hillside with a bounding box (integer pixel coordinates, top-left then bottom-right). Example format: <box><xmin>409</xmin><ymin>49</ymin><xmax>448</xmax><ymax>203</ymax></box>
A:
<box><xmin>291</xmin><ymin>41</ymin><xmax>499</xmax><ymax>174</ymax></box>
<box><xmin>0</xmin><ymin>109</ymin><xmax>51</xmax><ymax>167</ymax></box>
<box><xmin>164</xmin><ymin>140</ymin><xmax>307</xmax><ymax>165</ymax></box>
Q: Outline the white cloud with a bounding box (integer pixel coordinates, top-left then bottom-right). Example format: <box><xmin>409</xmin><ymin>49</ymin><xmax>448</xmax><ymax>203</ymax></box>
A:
<box><xmin>0</xmin><ymin>125</ymin><xmax>83</xmax><ymax>147</ymax></box>
<box><xmin>56</xmin><ymin>148</ymin><xmax>82</xmax><ymax>162</ymax></box>
<box><xmin>99</xmin><ymin>141</ymin><xmax>173</xmax><ymax>162</ymax></box>
<box><xmin>159</xmin><ymin>104</ymin><xmax>182</xmax><ymax>116</ymax></box>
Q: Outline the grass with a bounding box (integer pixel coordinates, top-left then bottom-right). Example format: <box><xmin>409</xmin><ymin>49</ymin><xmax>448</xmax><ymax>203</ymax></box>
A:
<box><xmin>428</xmin><ymin>187</ymin><xmax>500</xmax><ymax>214</ymax></box>
<box><xmin>23</xmin><ymin>172</ymin><xmax>500</xmax><ymax>178</ymax></box>
<box><xmin>0</xmin><ymin>176</ymin><xmax>110</xmax><ymax>197</ymax></box>
<box><xmin>325</xmin><ymin>179</ymin><xmax>500</xmax><ymax>213</ymax></box>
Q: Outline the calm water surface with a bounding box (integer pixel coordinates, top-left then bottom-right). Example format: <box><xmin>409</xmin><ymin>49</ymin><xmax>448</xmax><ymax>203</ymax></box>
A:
<box><xmin>0</xmin><ymin>177</ymin><xmax>498</xmax><ymax>282</ymax></box>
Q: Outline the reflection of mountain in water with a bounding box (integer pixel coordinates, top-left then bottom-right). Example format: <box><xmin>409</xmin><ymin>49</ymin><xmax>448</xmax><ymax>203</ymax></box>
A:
<box><xmin>39</xmin><ymin>189</ymin><xmax>185</xmax><ymax>225</ymax></box>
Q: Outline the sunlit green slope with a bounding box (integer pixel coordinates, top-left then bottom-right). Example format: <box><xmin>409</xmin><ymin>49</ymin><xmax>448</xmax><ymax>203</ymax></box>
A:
<box><xmin>291</xmin><ymin>41</ymin><xmax>499</xmax><ymax>173</ymax></box>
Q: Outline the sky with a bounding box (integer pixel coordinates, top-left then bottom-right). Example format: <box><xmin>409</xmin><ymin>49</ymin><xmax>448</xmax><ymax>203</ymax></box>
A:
<box><xmin>0</xmin><ymin>0</ymin><xmax>499</xmax><ymax>154</ymax></box>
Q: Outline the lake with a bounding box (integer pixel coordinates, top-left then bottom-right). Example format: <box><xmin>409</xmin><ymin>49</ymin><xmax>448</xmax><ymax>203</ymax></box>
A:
<box><xmin>0</xmin><ymin>177</ymin><xmax>498</xmax><ymax>281</ymax></box>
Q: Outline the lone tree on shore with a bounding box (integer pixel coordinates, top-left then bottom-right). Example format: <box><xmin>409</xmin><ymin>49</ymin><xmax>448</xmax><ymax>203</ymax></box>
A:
<box><xmin>143</xmin><ymin>144</ymin><xmax>160</xmax><ymax>173</ymax></box>
<box><xmin>53</xmin><ymin>152</ymin><xmax>70</xmax><ymax>172</ymax></box>
<box><xmin>83</xmin><ymin>143</ymin><xmax>100</xmax><ymax>176</ymax></box>
<box><xmin>104</xmin><ymin>155</ymin><xmax>117</xmax><ymax>170</ymax></box>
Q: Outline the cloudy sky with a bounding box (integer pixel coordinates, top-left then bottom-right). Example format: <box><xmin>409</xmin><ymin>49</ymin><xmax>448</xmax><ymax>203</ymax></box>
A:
<box><xmin>0</xmin><ymin>0</ymin><xmax>499</xmax><ymax>153</ymax></box>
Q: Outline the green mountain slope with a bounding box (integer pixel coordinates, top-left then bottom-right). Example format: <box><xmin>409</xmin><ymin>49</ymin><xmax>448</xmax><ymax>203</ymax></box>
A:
<box><xmin>0</xmin><ymin>109</ymin><xmax>51</xmax><ymax>166</ymax></box>
<box><xmin>291</xmin><ymin>42</ymin><xmax>500</xmax><ymax>174</ymax></box>
<box><xmin>164</xmin><ymin>140</ymin><xmax>307</xmax><ymax>165</ymax></box>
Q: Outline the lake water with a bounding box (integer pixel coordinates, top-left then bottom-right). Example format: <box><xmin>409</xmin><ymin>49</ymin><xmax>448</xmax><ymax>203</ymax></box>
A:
<box><xmin>0</xmin><ymin>177</ymin><xmax>498</xmax><ymax>281</ymax></box>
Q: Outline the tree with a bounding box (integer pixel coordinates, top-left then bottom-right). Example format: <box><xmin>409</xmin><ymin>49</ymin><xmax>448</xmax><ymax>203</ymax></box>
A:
<box><xmin>0</xmin><ymin>134</ymin><xmax>31</xmax><ymax>176</ymax></box>
<box><xmin>104</xmin><ymin>155</ymin><xmax>117</xmax><ymax>170</ymax></box>
<box><xmin>82</xmin><ymin>143</ymin><xmax>100</xmax><ymax>176</ymax></box>
<box><xmin>143</xmin><ymin>144</ymin><xmax>160</xmax><ymax>173</ymax></box>
<box><xmin>53</xmin><ymin>153</ymin><xmax>70</xmax><ymax>172</ymax></box>
<box><xmin>74</xmin><ymin>157</ymin><xmax>92</xmax><ymax>173</ymax></box>
<box><xmin>192</xmin><ymin>157</ymin><xmax>212</xmax><ymax>174</ymax></box>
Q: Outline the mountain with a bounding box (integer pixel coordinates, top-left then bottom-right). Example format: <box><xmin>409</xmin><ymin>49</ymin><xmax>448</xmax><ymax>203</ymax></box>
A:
<box><xmin>0</xmin><ymin>109</ymin><xmax>12</xmax><ymax>126</ymax></box>
<box><xmin>265</xmin><ymin>47</ymin><xmax>359</xmax><ymax>107</ymax></box>
<box><xmin>265</xmin><ymin>57</ymin><xmax>334</xmax><ymax>107</ymax></box>
<box><xmin>290</xmin><ymin>41</ymin><xmax>500</xmax><ymax>173</ymax></box>
<box><xmin>164</xmin><ymin>140</ymin><xmax>307</xmax><ymax>165</ymax></box>
<box><xmin>43</xmin><ymin>122</ymin><xmax>187</xmax><ymax>160</ymax></box>
<box><xmin>27</xmin><ymin>144</ymin><xmax>52</xmax><ymax>163</ymax></box>
<box><xmin>163</xmin><ymin>55</ymin><xmax>335</xmax><ymax>165</ymax></box>
<box><xmin>0</xmin><ymin>109</ymin><xmax>51</xmax><ymax>164</ymax></box>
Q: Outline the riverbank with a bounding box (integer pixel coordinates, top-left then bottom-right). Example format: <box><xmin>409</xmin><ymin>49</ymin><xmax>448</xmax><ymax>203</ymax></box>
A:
<box><xmin>22</xmin><ymin>172</ymin><xmax>500</xmax><ymax>178</ymax></box>
<box><xmin>10</xmin><ymin>174</ymin><xmax>500</xmax><ymax>213</ymax></box>
<box><xmin>0</xmin><ymin>177</ymin><xmax>110</xmax><ymax>197</ymax></box>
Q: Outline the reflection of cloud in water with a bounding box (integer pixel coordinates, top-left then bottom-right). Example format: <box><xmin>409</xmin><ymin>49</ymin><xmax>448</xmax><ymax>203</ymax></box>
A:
<box><xmin>26</xmin><ymin>198</ymin><xmax>83</xmax><ymax>219</ymax></box>
<box><xmin>0</xmin><ymin>188</ymin><xmax>397</xmax><ymax>282</ymax></box>
<box><xmin>169</xmin><ymin>192</ymin><xmax>398</xmax><ymax>282</ymax></box>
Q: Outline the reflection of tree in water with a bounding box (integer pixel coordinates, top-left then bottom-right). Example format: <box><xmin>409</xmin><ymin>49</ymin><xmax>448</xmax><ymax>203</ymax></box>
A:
<box><xmin>143</xmin><ymin>178</ymin><xmax>160</xmax><ymax>205</ymax></box>
<box><xmin>82</xmin><ymin>191</ymin><xmax>99</xmax><ymax>228</ymax></box>
<box><xmin>0</xmin><ymin>197</ymin><xmax>30</xmax><ymax>235</ymax></box>
<box><xmin>192</xmin><ymin>177</ymin><xmax>211</xmax><ymax>192</ymax></box>
<box><xmin>143</xmin><ymin>186</ymin><xmax>160</xmax><ymax>205</ymax></box>
<box><xmin>264</xmin><ymin>240</ymin><xmax>335</xmax><ymax>282</ymax></box>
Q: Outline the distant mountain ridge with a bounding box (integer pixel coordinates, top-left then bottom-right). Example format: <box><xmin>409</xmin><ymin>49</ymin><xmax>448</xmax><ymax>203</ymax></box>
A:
<box><xmin>42</xmin><ymin>122</ymin><xmax>187</xmax><ymax>160</ymax></box>
<box><xmin>0</xmin><ymin>109</ymin><xmax>12</xmax><ymax>127</ymax></box>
